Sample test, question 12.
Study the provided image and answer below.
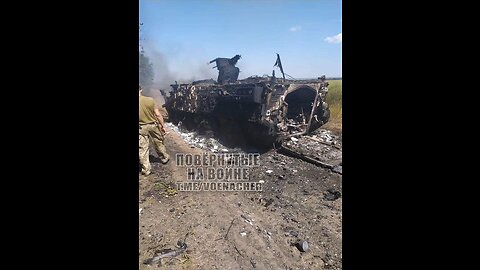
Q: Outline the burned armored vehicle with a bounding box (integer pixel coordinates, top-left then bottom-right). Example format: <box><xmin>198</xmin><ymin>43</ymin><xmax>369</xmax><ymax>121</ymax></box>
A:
<box><xmin>161</xmin><ymin>54</ymin><xmax>330</xmax><ymax>148</ymax></box>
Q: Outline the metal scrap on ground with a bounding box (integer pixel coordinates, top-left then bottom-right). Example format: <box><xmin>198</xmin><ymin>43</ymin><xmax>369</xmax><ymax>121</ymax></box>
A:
<box><xmin>143</xmin><ymin>241</ymin><xmax>188</xmax><ymax>265</ymax></box>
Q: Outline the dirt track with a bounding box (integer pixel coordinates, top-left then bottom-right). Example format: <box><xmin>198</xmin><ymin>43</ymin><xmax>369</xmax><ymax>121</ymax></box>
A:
<box><xmin>139</xmin><ymin>126</ymin><xmax>342</xmax><ymax>269</ymax></box>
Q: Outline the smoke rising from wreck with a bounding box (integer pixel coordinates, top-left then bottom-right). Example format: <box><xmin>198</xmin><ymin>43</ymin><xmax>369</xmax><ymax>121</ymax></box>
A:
<box><xmin>142</xmin><ymin>42</ymin><xmax>217</xmax><ymax>105</ymax></box>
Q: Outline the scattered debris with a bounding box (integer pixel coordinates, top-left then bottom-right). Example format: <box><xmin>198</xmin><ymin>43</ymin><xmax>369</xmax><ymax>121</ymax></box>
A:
<box><xmin>333</xmin><ymin>165</ymin><xmax>342</xmax><ymax>174</ymax></box>
<box><xmin>290</xmin><ymin>231</ymin><xmax>299</xmax><ymax>237</ymax></box>
<box><xmin>279</xmin><ymin>144</ymin><xmax>335</xmax><ymax>170</ymax></box>
<box><xmin>264</xmin><ymin>198</ymin><xmax>274</xmax><ymax>207</ymax></box>
<box><xmin>224</xmin><ymin>218</ymin><xmax>236</xmax><ymax>240</ymax></box>
<box><xmin>305</xmin><ymin>134</ymin><xmax>341</xmax><ymax>150</ymax></box>
<box><xmin>234</xmin><ymin>243</ymin><xmax>244</xmax><ymax>257</ymax></box>
<box><xmin>324</xmin><ymin>189</ymin><xmax>341</xmax><ymax>201</ymax></box>
<box><xmin>268</xmin><ymin>129</ymin><xmax>343</xmax><ymax>178</ymax></box>
<box><xmin>139</xmin><ymin>208</ymin><xmax>143</xmax><ymax>214</ymax></box>
<box><xmin>250</xmin><ymin>258</ymin><xmax>257</xmax><ymax>268</ymax></box>
<box><xmin>140</xmin><ymin>102</ymin><xmax>342</xmax><ymax>269</ymax></box>
<box><xmin>166</xmin><ymin>123</ymin><xmax>238</xmax><ymax>153</ymax></box>
<box><xmin>282</xmin><ymin>129</ymin><xmax>342</xmax><ymax>170</ymax></box>
<box><xmin>143</xmin><ymin>241</ymin><xmax>188</xmax><ymax>265</ymax></box>
<box><xmin>296</xmin><ymin>240</ymin><xmax>309</xmax><ymax>252</ymax></box>
<box><xmin>241</xmin><ymin>214</ymin><xmax>254</xmax><ymax>225</ymax></box>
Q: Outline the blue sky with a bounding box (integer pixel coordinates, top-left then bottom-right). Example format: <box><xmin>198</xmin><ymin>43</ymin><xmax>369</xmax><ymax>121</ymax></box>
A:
<box><xmin>140</xmin><ymin>0</ymin><xmax>341</xmax><ymax>83</ymax></box>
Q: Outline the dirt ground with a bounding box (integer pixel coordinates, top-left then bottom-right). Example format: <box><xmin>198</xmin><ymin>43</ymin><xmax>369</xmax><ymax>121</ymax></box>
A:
<box><xmin>139</xmin><ymin>126</ymin><xmax>342</xmax><ymax>269</ymax></box>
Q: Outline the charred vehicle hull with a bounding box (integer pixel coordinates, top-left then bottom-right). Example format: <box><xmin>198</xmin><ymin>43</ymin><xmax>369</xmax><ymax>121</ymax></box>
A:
<box><xmin>162</xmin><ymin>55</ymin><xmax>330</xmax><ymax>148</ymax></box>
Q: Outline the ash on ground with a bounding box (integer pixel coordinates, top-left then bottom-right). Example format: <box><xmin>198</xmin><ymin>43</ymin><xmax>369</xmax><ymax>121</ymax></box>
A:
<box><xmin>310</xmin><ymin>128</ymin><xmax>342</xmax><ymax>148</ymax></box>
<box><xmin>283</xmin><ymin>129</ymin><xmax>342</xmax><ymax>174</ymax></box>
<box><xmin>167</xmin><ymin>123</ymin><xmax>342</xmax><ymax>175</ymax></box>
<box><xmin>166</xmin><ymin>123</ymin><xmax>232</xmax><ymax>152</ymax></box>
<box><xmin>166</xmin><ymin>122</ymin><xmax>259</xmax><ymax>153</ymax></box>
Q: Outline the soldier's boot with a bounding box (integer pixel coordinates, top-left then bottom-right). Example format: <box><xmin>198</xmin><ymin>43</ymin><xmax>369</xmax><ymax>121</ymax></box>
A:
<box><xmin>159</xmin><ymin>150</ymin><xmax>170</xmax><ymax>164</ymax></box>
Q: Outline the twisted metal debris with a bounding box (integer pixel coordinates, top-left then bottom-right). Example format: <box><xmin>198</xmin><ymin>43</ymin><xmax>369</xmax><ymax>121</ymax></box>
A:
<box><xmin>161</xmin><ymin>54</ymin><xmax>331</xmax><ymax>147</ymax></box>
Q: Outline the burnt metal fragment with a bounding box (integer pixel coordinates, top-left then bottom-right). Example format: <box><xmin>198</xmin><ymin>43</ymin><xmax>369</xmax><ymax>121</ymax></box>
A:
<box><xmin>324</xmin><ymin>189</ymin><xmax>341</xmax><ymax>201</ymax></box>
<box><xmin>296</xmin><ymin>240</ymin><xmax>309</xmax><ymax>252</ymax></box>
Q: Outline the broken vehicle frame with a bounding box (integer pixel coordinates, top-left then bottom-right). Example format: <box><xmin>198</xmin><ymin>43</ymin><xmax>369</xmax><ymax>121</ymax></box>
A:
<box><xmin>161</xmin><ymin>55</ymin><xmax>330</xmax><ymax>147</ymax></box>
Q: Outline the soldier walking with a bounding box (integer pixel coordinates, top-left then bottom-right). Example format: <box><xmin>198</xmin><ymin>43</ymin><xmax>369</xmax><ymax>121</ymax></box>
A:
<box><xmin>139</xmin><ymin>85</ymin><xmax>170</xmax><ymax>176</ymax></box>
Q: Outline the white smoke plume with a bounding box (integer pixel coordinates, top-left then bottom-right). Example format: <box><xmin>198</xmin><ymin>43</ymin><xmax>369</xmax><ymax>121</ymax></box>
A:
<box><xmin>141</xmin><ymin>42</ymin><xmax>217</xmax><ymax>106</ymax></box>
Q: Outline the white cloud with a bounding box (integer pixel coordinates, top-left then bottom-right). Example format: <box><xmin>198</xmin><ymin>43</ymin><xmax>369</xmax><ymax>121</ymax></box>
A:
<box><xmin>325</xmin><ymin>33</ymin><xmax>342</xmax><ymax>44</ymax></box>
<box><xmin>289</xmin><ymin>26</ymin><xmax>302</xmax><ymax>32</ymax></box>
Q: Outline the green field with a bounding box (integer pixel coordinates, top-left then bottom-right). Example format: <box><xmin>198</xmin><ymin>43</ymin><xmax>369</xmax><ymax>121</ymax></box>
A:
<box><xmin>324</xmin><ymin>80</ymin><xmax>342</xmax><ymax>133</ymax></box>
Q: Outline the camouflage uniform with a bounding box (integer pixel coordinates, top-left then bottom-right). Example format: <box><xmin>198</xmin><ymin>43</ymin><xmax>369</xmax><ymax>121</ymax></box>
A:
<box><xmin>139</xmin><ymin>95</ymin><xmax>170</xmax><ymax>176</ymax></box>
<box><xmin>139</xmin><ymin>123</ymin><xmax>169</xmax><ymax>175</ymax></box>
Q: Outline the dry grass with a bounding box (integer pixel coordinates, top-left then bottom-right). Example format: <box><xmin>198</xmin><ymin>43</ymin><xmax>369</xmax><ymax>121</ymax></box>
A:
<box><xmin>322</xmin><ymin>80</ymin><xmax>342</xmax><ymax>134</ymax></box>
